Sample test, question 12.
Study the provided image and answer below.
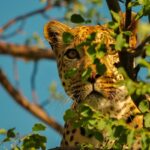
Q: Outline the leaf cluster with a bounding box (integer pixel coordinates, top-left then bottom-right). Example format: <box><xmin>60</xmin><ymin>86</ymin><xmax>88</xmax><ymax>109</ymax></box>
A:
<box><xmin>0</xmin><ymin>123</ymin><xmax>47</xmax><ymax>150</ymax></box>
<box><xmin>64</xmin><ymin>104</ymin><xmax>150</xmax><ymax>149</ymax></box>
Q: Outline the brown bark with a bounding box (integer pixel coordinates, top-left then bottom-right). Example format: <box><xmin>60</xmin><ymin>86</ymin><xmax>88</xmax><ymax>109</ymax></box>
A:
<box><xmin>0</xmin><ymin>42</ymin><xmax>55</xmax><ymax>60</ymax></box>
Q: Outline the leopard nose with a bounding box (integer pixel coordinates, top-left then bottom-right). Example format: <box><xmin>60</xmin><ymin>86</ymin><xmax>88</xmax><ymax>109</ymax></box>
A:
<box><xmin>87</xmin><ymin>73</ymin><xmax>100</xmax><ymax>83</ymax></box>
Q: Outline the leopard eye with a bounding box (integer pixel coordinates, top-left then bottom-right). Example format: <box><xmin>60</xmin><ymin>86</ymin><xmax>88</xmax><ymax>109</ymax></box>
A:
<box><xmin>64</xmin><ymin>48</ymin><xmax>80</xmax><ymax>59</ymax></box>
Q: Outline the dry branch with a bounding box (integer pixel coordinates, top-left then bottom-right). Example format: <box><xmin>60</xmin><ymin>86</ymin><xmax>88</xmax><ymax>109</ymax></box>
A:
<box><xmin>0</xmin><ymin>69</ymin><xmax>63</xmax><ymax>135</ymax></box>
<box><xmin>0</xmin><ymin>42</ymin><xmax>55</xmax><ymax>60</ymax></box>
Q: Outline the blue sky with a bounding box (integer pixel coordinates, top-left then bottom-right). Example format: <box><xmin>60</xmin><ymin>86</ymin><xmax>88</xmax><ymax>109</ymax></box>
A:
<box><xmin>0</xmin><ymin>0</ymin><xmax>70</xmax><ymax>148</ymax></box>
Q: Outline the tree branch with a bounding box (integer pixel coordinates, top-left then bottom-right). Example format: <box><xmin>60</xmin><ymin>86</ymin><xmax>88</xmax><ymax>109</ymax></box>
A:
<box><xmin>0</xmin><ymin>42</ymin><xmax>55</xmax><ymax>60</ymax></box>
<box><xmin>0</xmin><ymin>2</ymin><xmax>52</xmax><ymax>34</ymax></box>
<box><xmin>0</xmin><ymin>69</ymin><xmax>63</xmax><ymax>135</ymax></box>
<box><xmin>125</xmin><ymin>0</ymin><xmax>132</xmax><ymax>30</ymax></box>
<box><xmin>106</xmin><ymin>0</ymin><xmax>122</xmax><ymax>21</ymax></box>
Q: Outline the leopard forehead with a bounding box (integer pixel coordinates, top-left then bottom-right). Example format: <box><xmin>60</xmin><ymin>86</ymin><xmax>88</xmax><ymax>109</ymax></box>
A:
<box><xmin>70</xmin><ymin>25</ymin><xmax>114</xmax><ymax>45</ymax></box>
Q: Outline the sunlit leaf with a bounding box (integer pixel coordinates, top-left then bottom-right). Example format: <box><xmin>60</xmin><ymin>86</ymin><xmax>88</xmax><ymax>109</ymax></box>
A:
<box><xmin>96</xmin><ymin>43</ymin><xmax>107</xmax><ymax>58</ymax></box>
<box><xmin>115</xmin><ymin>33</ymin><xmax>128</xmax><ymax>51</ymax></box>
<box><xmin>144</xmin><ymin>113</ymin><xmax>150</xmax><ymax>128</ymax></box>
<box><xmin>63</xmin><ymin>32</ymin><xmax>74</xmax><ymax>44</ymax></box>
<box><xmin>139</xmin><ymin>100</ymin><xmax>149</xmax><ymax>113</ymax></box>
<box><xmin>82</xmin><ymin>67</ymin><xmax>92</xmax><ymax>80</ymax></box>
<box><xmin>108</xmin><ymin>21</ymin><xmax>119</xmax><ymax>31</ymax></box>
<box><xmin>63</xmin><ymin>109</ymin><xmax>76</xmax><ymax>121</ymax></box>
<box><xmin>32</xmin><ymin>123</ymin><xmax>46</xmax><ymax>132</ymax></box>
<box><xmin>22</xmin><ymin>134</ymin><xmax>47</xmax><ymax>150</ymax></box>
<box><xmin>110</xmin><ymin>10</ymin><xmax>120</xmax><ymax>22</ymax></box>
<box><xmin>145</xmin><ymin>45</ymin><xmax>150</xmax><ymax>56</ymax></box>
<box><xmin>64</xmin><ymin>68</ymin><xmax>78</xmax><ymax>79</ymax></box>
<box><xmin>127</xmin><ymin>130</ymin><xmax>135</xmax><ymax>148</ymax></box>
<box><xmin>141</xmin><ymin>133</ymin><xmax>150</xmax><ymax>149</ymax></box>
<box><xmin>0</xmin><ymin>128</ymin><xmax>7</xmax><ymax>134</ymax></box>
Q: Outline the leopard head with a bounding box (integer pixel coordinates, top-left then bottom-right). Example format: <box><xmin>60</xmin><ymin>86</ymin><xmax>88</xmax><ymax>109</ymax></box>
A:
<box><xmin>44</xmin><ymin>20</ymin><xmax>126</xmax><ymax>105</ymax></box>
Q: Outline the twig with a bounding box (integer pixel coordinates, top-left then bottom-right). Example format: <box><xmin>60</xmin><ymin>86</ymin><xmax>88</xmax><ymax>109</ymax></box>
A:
<box><xmin>13</xmin><ymin>58</ymin><xmax>20</xmax><ymax>89</ymax></box>
<box><xmin>0</xmin><ymin>69</ymin><xmax>63</xmax><ymax>135</ymax></box>
<box><xmin>0</xmin><ymin>20</ymin><xmax>26</xmax><ymax>39</ymax></box>
<box><xmin>125</xmin><ymin>0</ymin><xmax>132</xmax><ymax>30</ymax></box>
<box><xmin>0</xmin><ymin>3</ymin><xmax>52</xmax><ymax>34</ymax></box>
<box><xmin>125</xmin><ymin>0</ymin><xmax>132</xmax><ymax>44</ymax></box>
<box><xmin>31</xmin><ymin>62</ymin><xmax>38</xmax><ymax>103</ymax></box>
<box><xmin>0</xmin><ymin>42</ymin><xmax>55</xmax><ymax>60</ymax></box>
<box><xmin>133</xmin><ymin>34</ymin><xmax>150</xmax><ymax>57</ymax></box>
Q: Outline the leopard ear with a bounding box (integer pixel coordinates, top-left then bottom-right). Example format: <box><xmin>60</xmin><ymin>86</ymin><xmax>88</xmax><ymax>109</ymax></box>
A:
<box><xmin>44</xmin><ymin>20</ymin><xmax>71</xmax><ymax>50</ymax></box>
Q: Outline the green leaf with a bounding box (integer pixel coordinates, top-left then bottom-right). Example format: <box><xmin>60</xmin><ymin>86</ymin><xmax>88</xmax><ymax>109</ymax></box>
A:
<box><xmin>80</xmin><ymin>106</ymin><xmax>93</xmax><ymax>117</ymax></box>
<box><xmin>143</xmin><ymin>2</ymin><xmax>150</xmax><ymax>16</ymax></box>
<box><xmin>127</xmin><ymin>130</ymin><xmax>135</xmax><ymax>148</ymax></box>
<box><xmin>12</xmin><ymin>146</ymin><xmax>21</xmax><ymax>150</ymax></box>
<box><xmin>3</xmin><ymin>137</ymin><xmax>10</xmax><ymax>142</ymax></box>
<box><xmin>87</xmin><ymin>45</ymin><xmax>96</xmax><ymax>56</ymax></box>
<box><xmin>96</xmin><ymin>43</ymin><xmax>107</xmax><ymax>58</ymax></box>
<box><xmin>110</xmin><ymin>10</ymin><xmax>120</xmax><ymax>23</ymax></box>
<box><xmin>7</xmin><ymin>128</ymin><xmax>16</xmax><ymax>138</ymax></box>
<box><xmin>136</xmin><ymin>9</ymin><xmax>144</xmax><ymax>20</ymax></box>
<box><xmin>141</xmin><ymin>132</ymin><xmax>150</xmax><ymax>149</ymax></box>
<box><xmin>139</xmin><ymin>100</ymin><xmax>149</xmax><ymax>113</ymax></box>
<box><xmin>0</xmin><ymin>128</ymin><xmax>7</xmax><ymax>134</ymax></box>
<box><xmin>32</xmin><ymin>123</ymin><xmax>46</xmax><ymax>132</ymax></box>
<box><xmin>145</xmin><ymin>45</ymin><xmax>150</xmax><ymax>56</ymax></box>
<box><xmin>87</xmin><ymin>45</ymin><xmax>96</xmax><ymax>61</ymax></box>
<box><xmin>136</xmin><ymin>58</ymin><xmax>150</xmax><ymax>69</ymax></box>
<box><xmin>123</xmin><ymin>31</ymin><xmax>132</xmax><ymax>36</ymax></box>
<box><xmin>81</xmin><ymin>67</ymin><xmax>92</xmax><ymax>81</ymax></box>
<box><xmin>94</xmin><ymin>59</ymin><xmax>106</xmax><ymax>76</ymax></box>
<box><xmin>64</xmin><ymin>109</ymin><xmax>76</xmax><ymax>121</ymax></box>
<box><xmin>113</xmin><ymin>125</ymin><xmax>127</xmax><ymax>143</ymax></box>
<box><xmin>87</xmin><ymin>32</ymin><xmax>97</xmax><ymax>41</ymax></box>
<box><xmin>64</xmin><ymin>68</ymin><xmax>77</xmax><ymax>79</ymax></box>
<box><xmin>115</xmin><ymin>33</ymin><xmax>128</xmax><ymax>51</ymax></box>
<box><xmin>71</xmin><ymin>14</ymin><xmax>85</xmax><ymax>23</ymax></box>
<box><xmin>62</xmin><ymin>32</ymin><xmax>74</xmax><ymax>44</ymax></box>
<box><xmin>2</xmin><ymin>128</ymin><xmax>16</xmax><ymax>142</ymax></box>
<box><xmin>128</xmin><ymin>1</ymin><xmax>140</xmax><ymax>8</ymax></box>
<box><xmin>108</xmin><ymin>21</ymin><xmax>119</xmax><ymax>31</ymax></box>
<box><xmin>144</xmin><ymin>113</ymin><xmax>150</xmax><ymax>128</ymax></box>
<box><xmin>94</xmin><ymin>132</ymin><xmax>103</xmax><ymax>141</ymax></box>
<box><xmin>22</xmin><ymin>134</ymin><xmax>47</xmax><ymax>150</ymax></box>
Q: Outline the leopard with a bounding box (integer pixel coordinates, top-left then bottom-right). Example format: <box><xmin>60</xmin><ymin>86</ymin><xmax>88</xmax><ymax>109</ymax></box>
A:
<box><xmin>44</xmin><ymin>20</ymin><xmax>143</xmax><ymax>149</ymax></box>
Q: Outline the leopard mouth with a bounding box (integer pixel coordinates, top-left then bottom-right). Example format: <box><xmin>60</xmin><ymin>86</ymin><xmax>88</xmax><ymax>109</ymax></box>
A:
<box><xmin>85</xmin><ymin>90</ymin><xmax>103</xmax><ymax>100</ymax></box>
<box><xmin>73</xmin><ymin>90</ymin><xmax>103</xmax><ymax>103</ymax></box>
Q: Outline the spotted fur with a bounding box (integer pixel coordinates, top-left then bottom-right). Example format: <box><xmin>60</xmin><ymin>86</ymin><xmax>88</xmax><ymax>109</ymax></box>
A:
<box><xmin>44</xmin><ymin>20</ymin><xmax>143</xmax><ymax>149</ymax></box>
